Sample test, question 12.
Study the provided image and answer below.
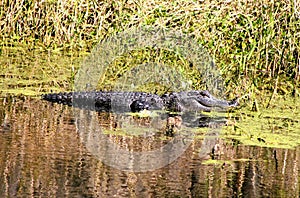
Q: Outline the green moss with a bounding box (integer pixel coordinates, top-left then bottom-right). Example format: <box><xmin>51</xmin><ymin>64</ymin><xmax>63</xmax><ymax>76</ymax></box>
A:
<box><xmin>202</xmin><ymin>158</ymin><xmax>264</xmax><ymax>165</ymax></box>
<box><xmin>222</xmin><ymin>97</ymin><xmax>300</xmax><ymax>149</ymax></box>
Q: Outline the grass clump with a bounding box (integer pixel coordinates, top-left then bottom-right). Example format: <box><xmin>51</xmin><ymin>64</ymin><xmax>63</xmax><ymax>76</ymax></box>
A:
<box><xmin>0</xmin><ymin>0</ymin><xmax>299</xmax><ymax>103</ymax></box>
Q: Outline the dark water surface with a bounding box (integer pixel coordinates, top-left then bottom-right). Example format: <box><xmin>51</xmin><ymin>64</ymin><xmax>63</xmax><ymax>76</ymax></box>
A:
<box><xmin>0</xmin><ymin>96</ymin><xmax>299</xmax><ymax>197</ymax></box>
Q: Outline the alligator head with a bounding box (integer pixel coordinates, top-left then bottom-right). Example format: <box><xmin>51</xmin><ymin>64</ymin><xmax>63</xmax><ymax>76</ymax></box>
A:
<box><xmin>162</xmin><ymin>90</ymin><xmax>238</xmax><ymax>112</ymax></box>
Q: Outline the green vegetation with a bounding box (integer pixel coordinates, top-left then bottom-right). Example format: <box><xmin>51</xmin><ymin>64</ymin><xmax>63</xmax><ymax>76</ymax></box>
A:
<box><xmin>221</xmin><ymin>96</ymin><xmax>300</xmax><ymax>149</ymax></box>
<box><xmin>0</xmin><ymin>0</ymin><xmax>299</xmax><ymax>102</ymax></box>
<box><xmin>0</xmin><ymin>47</ymin><xmax>85</xmax><ymax>95</ymax></box>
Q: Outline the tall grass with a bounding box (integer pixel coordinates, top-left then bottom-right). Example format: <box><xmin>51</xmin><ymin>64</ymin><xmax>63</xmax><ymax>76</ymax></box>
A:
<box><xmin>0</xmin><ymin>0</ymin><xmax>299</xmax><ymax>99</ymax></box>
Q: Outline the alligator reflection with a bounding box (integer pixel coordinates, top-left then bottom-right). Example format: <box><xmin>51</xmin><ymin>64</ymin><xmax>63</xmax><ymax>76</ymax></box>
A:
<box><xmin>0</xmin><ymin>96</ymin><xmax>298</xmax><ymax>197</ymax></box>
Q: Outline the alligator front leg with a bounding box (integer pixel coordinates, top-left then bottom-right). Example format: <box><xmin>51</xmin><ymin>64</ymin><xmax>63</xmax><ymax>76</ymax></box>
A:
<box><xmin>130</xmin><ymin>100</ymin><xmax>150</xmax><ymax>112</ymax></box>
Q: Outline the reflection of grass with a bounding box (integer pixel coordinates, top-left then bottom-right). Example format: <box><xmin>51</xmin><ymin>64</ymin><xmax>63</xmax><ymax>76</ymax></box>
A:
<box><xmin>103</xmin><ymin>127</ymin><xmax>150</xmax><ymax>137</ymax></box>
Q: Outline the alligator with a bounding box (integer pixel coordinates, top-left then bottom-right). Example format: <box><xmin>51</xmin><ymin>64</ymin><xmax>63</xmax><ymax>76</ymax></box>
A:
<box><xmin>42</xmin><ymin>90</ymin><xmax>238</xmax><ymax>113</ymax></box>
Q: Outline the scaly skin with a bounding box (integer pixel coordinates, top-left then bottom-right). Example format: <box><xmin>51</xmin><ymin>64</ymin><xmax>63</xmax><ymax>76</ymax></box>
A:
<box><xmin>42</xmin><ymin>90</ymin><xmax>238</xmax><ymax>112</ymax></box>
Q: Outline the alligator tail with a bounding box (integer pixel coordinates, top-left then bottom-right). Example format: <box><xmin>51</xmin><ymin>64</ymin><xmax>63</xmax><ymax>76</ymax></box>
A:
<box><xmin>42</xmin><ymin>92</ymin><xmax>73</xmax><ymax>106</ymax></box>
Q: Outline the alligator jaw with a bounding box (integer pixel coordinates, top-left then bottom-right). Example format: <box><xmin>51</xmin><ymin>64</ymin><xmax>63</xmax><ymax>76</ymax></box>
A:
<box><xmin>194</xmin><ymin>90</ymin><xmax>238</xmax><ymax>110</ymax></box>
<box><xmin>161</xmin><ymin>90</ymin><xmax>239</xmax><ymax>112</ymax></box>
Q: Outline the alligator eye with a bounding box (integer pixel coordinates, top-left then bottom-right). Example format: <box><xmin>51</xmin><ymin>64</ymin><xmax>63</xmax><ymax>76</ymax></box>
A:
<box><xmin>199</xmin><ymin>90</ymin><xmax>210</xmax><ymax>98</ymax></box>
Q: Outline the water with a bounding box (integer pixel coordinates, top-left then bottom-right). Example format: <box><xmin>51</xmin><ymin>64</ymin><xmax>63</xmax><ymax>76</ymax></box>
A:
<box><xmin>0</xmin><ymin>96</ymin><xmax>299</xmax><ymax>197</ymax></box>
